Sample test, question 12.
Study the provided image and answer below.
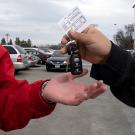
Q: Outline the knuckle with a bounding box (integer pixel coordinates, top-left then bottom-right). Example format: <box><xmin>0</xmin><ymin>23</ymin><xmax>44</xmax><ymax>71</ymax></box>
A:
<box><xmin>71</xmin><ymin>97</ymin><xmax>82</xmax><ymax>106</ymax></box>
<box><xmin>83</xmin><ymin>93</ymin><xmax>88</xmax><ymax>98</ymax></box>
<box><xmin>73</xmin><ymin>100</ymin><xmax>82</xmax><ymax>106</ymax></box>
<box><xmin>80</xmin><ymin>85</ymin><xmax>86</xmax><ymax>92</ymax></box>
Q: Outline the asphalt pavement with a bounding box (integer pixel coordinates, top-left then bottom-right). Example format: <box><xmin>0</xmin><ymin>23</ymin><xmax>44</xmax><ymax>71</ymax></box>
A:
<box><xmin>1</xmin><ymin>63</ymin><xmax>135</xmax><ymax>135</ymax></box>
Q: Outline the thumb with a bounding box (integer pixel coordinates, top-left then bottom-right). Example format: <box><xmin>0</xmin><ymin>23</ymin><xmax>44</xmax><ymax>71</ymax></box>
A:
<box><xmin>68</xmin><ymin>29</ymin><xmax>87</xmax><ymax>43</ymax></box>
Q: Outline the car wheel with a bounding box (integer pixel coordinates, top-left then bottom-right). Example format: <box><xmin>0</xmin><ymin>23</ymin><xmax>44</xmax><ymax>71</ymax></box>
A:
<box><xmin>38</xmin><ymin>60</ymin><xmax>42</xmax><ymax>65</ymax></box>
<box><xmin>46</xmin><ymin>66</ymin><xmax>51</xmax><ymax>72</ymax></box>
<box><xmin>42</xmin><ymin>61</ymin><xmax>46</xmax><ymax>65</ymax></box>
<box><xmin>15</xmin><ymin>70</ymin><xmax>19</xmax><ymax>74</ymax></box>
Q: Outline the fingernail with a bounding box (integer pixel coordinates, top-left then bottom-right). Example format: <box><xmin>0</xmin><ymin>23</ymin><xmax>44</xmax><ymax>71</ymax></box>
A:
<box><xmin>70</xmin><ymin>29</ymin><xmax>76</xmax><ymax>35</ymax></box>
<box><xmin>99</xmin><ymin>80</ymin><xmax>103</xmax><ymax>83</ymax></box>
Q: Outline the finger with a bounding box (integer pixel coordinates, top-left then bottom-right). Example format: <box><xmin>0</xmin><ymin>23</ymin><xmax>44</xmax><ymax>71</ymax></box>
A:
<box><xmin>90</xmin><ymin>84</ymin><xmax>107</xmax><ymax>99</ymax></box>
<box><xmin>85</xmin><ymin>82</ymin><xmax>97</xmax><ymax>95</ymax></box>
<box><xmin>81</xmin><ymin>25</ymin><xmax>97</xmax><ymax>33</ymax></box>
<box><xmin>68</xmin><ymin>68</ymin><xmax>88</xmax><ymax>80</ymax></box>
<box><xmin>61</xmin><ymin>26</ymin><xmax>90</xmax><ymax>45</ymax></box>
<box><xmin>60</xmin><ymin>47</ymin><xmax>67</xmax><ymax>54</ymax></box>
<box><xmin>68</xmin><ymin>29</ymin><xmax>87</xmax><ymax>43</ymax></box>
<box><xmin>61</xmin><ymin>34</ymin><xmax>70</xmax><ymax>45</ymax></box>
<box><xmin>81</xmin><ymin>26</ymin><xmax>90</xmax><ymax>33</ymax></box>
<box><xmin>96</xmin><ymin>80</ymin><xmax>104</xmax><ymax>88</ymax></box>
<box><xmin>83</xmin><ymin>83</ymin><xmax>97</xmax><ymax>100</ymax></box>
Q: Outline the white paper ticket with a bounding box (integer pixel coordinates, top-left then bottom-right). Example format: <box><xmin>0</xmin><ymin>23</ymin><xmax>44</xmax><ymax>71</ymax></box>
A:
<box><xmin>58</xmin><ymin>7</ymin><xmax>89</xmax><ymax>34</ymax></box>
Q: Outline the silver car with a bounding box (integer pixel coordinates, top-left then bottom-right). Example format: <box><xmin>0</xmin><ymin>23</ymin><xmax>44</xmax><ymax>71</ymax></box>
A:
<box><xmin>24</xmin><ymin>49</ymin><xmax>39</xmax><ymax>66</ymax></box>
<box><xmin>3</xmin><ymin>45</ymin><xmax>29</xmax><ymax>71</ymax></box>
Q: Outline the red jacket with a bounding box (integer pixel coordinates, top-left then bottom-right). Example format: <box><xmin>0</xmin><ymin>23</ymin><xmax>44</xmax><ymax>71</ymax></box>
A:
<box><xmin>0</xmin><ymin>45</ymin><xmax>55</xmax><ymax>131</ymax></box>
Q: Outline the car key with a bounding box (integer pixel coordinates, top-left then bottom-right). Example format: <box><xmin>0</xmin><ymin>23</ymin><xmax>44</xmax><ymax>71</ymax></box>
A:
<box><xmin>66</xmin><ymin>40</ymin><xmax>83</xmax><ymax>75</ymax></box>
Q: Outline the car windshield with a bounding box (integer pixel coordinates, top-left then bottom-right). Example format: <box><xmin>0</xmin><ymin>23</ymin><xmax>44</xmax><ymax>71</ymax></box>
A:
<box><xmin>24</xmin><ymin>49</ymin><xmax>38</xmax><ymax>55</ymax></box>
<box><xmin>15</xmin><ymin>45</ymin><xmax>26</xmax><ymax>54</ymax></box>
<box><xmin>38</xmin><ymin>49</ymin><xmax>46</xmax><ymax>54</ymax></box>
<box><xmin>52</xmin><ymin>51</ymin><xmax>68</xmax><ymax>57</ymax></box>
<box><xmin>4</xmin><ymin>46</ymin><xmax>17</xmax><ymax>54</ymax></box>
<box><xmin>40</xmin><ymin>48</ymin><xmax>50</xmax><ymax>53</ymax></box>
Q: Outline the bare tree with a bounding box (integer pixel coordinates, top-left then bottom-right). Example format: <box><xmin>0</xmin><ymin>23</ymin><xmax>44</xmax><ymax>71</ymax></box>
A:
<box><xmin>114</xmin><ymin>24</ymin><xmax>134</xmax><ymax>49</ymax></box>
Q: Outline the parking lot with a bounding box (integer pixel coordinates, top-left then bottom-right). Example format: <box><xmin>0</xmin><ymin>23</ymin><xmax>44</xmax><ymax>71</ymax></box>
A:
<box><xmin>1</xmin><ymin>64</ymin><xmax>135</xmax><ymax>135</ymax></box>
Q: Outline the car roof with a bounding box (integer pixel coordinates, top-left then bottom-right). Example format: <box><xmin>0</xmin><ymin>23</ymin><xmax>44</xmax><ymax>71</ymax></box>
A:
<box><xmin>3</xmin><ymin>45</ymin><xmax>26</xmax><ymax>54</ymax></box>
<box><xmin>24</xmin><ymin>47</ymin><xmax>38</xmax><ymax>50</ymax></box>
<box><xmin>3</xmin><ymin>44</ymin><xmax>17</xmax><ymax>47</ymax></box>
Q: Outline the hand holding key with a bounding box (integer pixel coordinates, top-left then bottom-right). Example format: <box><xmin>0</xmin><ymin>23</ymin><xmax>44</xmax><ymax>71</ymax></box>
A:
<box><xmin>61</xmin><ymin>26</ymin><xmax>112</xmax><ymax>64</ymax></box>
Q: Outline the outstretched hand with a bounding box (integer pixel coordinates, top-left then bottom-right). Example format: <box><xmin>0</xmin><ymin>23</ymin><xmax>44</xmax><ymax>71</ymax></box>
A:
<box><xmin>42</xmin><ymin>69</ymin><xmax>107</xmax><ymax>106</ymax></box>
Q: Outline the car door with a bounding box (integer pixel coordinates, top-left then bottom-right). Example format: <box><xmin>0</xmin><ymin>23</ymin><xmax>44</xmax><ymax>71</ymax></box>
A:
<box><xmin>3</xmin><ymin>46</ymin><xmax>17</xmax><ymax>63</ymax></box>
<box><xmin>15</xmin><ymin>45</ymin><xmax>29</xmax><ymax>67</ymax></box>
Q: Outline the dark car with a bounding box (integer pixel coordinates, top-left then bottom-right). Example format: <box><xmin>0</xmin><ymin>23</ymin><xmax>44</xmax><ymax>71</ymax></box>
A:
<box><xmin>24</xmin><ymin>48</ymin><xmax>51</xmax><ymax>64</ymax></box>
<box><xmin>46</xmin><ymin>50</ymin><xmax>70</xmax><ymax>71</ymax></box>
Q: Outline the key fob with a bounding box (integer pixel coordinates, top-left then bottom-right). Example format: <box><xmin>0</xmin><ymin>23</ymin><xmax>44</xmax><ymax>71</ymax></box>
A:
<box><xmin>67</xmin><ymin>41</ymin><xmax>83</xmax><ymax>75</ymax></box>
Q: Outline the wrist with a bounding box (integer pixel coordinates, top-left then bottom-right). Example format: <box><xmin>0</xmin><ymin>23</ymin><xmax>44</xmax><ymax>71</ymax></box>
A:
<box><xmin>41</xmin><ymin>81</ymin><xmax>55</xmax><ymax>104</ymax></box>
<box><xmin>98</xmin><ymin>40</ymin><xmax>112</xmax><ymax>64</ymax></box>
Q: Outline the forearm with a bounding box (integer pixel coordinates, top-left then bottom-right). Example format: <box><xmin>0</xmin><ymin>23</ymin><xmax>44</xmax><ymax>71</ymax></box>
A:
<box><xmin>0</xmin><ymin>46</ymin><xmax>55</xmax><ymax>131</ymax></box>
<box><xmin>90</xmin><ymin>42</ymin><xmax>135</xmax><ymax>107</ymax></box>
<box><xmin>0</xmin><ymin>80</ymin><xmax>56</xmax><ymax>131</ymax></box>
<box><xmin>90</xmin><ymin>42</ymin><xmax>132</xmax><ymax>86</ymax></box>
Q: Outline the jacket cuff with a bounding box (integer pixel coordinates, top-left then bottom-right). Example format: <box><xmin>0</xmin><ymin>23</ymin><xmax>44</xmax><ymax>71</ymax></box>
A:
<box><xmin>29</xmin><ymin>80</ymin><xmax>56</xmax><ymax>118</ymax></box>
<box><xmin>90</xmin><ymin>42</ymin><xmax>132</xmax><ymax>87</ymax></box>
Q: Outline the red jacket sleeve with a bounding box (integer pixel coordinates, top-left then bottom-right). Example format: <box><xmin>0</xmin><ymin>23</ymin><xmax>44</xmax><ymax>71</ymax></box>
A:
<box><xmin>0</xmin><ymin>45</ymin><xmax>56</xmax><ymax>131</ymax></box>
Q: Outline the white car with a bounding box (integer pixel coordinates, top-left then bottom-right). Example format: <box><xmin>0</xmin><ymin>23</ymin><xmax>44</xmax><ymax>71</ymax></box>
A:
<box><xmin>24</xmin><ymin>49</ymin><xmax>39</xmax><ymax>66</ymax></box>
<box><xmin>3</xmin><ymin>45</ymin><xmax>29</xmax><ymax>72</ymax></box>
<box><xmin>24</xmin><ymin>48</ymin><xmax>51</xmax><ymax>64</ymax></box>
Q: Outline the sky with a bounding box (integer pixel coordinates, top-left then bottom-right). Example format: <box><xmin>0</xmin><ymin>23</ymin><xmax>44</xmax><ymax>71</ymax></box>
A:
<box><xmin>0</xmin><ymin>0</ymin><xmax>134</xmax><ymax>46</ymax></box>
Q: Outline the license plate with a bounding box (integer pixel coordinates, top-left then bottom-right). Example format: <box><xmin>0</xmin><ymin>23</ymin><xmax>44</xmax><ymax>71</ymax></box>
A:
<box><xmin>55</xmin><ymin>64</ymin><xmax>60</xmax><ymax>68</ymax></box>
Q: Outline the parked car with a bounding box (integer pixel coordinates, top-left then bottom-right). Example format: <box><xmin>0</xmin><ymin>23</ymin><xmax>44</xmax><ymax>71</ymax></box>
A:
<box><xmin>126</xmin><ymin>49</ymin><xmax>135</xmax><ymax>55</ymax></box>
<box><xmin>3</xmin><ymin>45</ymin><xmax>29</xmax><ymax>72</ymax></box>
<box><xmin>46</xmin><ymin>50</ymin><xmax>70</xmax><ymax>71</ymax></box>
<box><xmin>24</xmin><ymin>48</ymin><xmax>51</xmax><ymax>64</ymax></box>
<box><xmin>39</xmin><ymin>48</ymin><xmax>53</xmax><ymax>55</ymax></box>
<box><xmin>24</xmin><ymin>49</ymin><xmax>39</xmax><ymax>66</ymax></box>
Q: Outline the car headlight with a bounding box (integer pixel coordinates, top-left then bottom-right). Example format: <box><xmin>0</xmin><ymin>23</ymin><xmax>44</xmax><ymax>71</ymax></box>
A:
<box><xmin>47</xmin><ymin>60</ymin><xmax>53</xmax><ymax>64</ymax></box>
<box><xmin>49</xmin><ymin>61</ymin><xmax>53</xmax><ymax>64</ymax></box>
<box><xmin>63</xmin><ymin>60</ymin><xmax>68</xmax><ymax>64</ymax></box>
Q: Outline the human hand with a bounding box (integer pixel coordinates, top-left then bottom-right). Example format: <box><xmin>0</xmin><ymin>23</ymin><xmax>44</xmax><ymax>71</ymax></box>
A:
<box><xmin>42</xmin><ymin>69</ymin><xmax>107</xmax><ymax>106</ymax></box>
<box><xmin>61</xmin><ymin>25</ymin><xmax>112</xmax><ymax>64</ymax></box>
